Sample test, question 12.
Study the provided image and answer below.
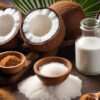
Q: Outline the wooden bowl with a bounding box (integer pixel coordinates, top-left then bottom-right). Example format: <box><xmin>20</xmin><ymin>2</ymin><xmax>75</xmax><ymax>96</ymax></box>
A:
<box><xmin>0</xmin><ymin>51</ymin><xmax>26</xmax><ymax>74</ymax></box>
<box><xmin>34</xmin><ymin>56</ymin><xmax>72</xmax><ymax>85</ymax></box>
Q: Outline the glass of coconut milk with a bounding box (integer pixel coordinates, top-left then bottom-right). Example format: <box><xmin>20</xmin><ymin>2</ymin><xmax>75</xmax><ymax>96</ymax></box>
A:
<box><xmin>75</xmin><ymin>18</ymin><xmax>100</xmax><ymax>75</ymax></box>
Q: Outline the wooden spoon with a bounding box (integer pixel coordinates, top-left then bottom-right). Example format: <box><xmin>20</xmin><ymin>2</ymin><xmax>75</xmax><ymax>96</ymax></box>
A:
<box><xmin>80</xmin><ymin>92</ymin><xmax>100</xmax><ymax>100</ymax></box>
<box><xmin>80</xmin><ymin>93</ymin><xmax>97</xmax><ymax>100</ymax></box>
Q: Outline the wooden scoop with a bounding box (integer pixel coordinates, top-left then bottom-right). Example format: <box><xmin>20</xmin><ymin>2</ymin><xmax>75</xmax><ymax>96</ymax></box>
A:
<box><xmin>95</xmin><ymin>92</ymin><xmax>100</xmax><ymax>100</ymax></box>
<box><xmin>80</xmin><ymin>92</ymin><xmax>100</xmax><ymax>100</ymax></box>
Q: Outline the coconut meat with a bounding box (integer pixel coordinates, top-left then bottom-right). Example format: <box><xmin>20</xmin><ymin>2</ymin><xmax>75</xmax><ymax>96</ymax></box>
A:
<box><xmin>0</xmin><ymin>8</ymin><xmax>21</xmax><ymax>45</ymax></box>
<box><xmin>22</xmin><ymin>8</ymin><xmax>59</xmax><ymax>43</ymax></box>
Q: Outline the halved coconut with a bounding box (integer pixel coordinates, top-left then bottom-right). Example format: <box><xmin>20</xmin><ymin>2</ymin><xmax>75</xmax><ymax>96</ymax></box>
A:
<box><xmin>0</xmin><ymin>7</ymin><xmax>22</xmax><ymax>49</ymax></box>
<box><xmin>50</xmin><ymin>1</ymin><xmax>85</xmax><ymax>40</ymax></box>
<box><xmin>21</xmin><ymin>8</ymin><xmax>65</xmax><ymax>52</ymax></box>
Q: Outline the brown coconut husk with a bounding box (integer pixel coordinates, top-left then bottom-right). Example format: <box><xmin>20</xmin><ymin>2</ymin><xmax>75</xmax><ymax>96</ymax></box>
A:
<box><xmin>0</xmin><ymin>34</ymin><xmax>23</xmax><ymax>50</ymax></box>
<box><xmin>50</xmin><ymin>1</ymin><xmax>85</xmax><ymax>40</ymax></box>
<box><xmin>20</xmin><ymin>8</ymin><xmax>65</xmax><ymax>52</ymax></box>
<box><xmin>0</xmin><ymin>3</ymin><xmax>7</xmax><ymax>9</ymax></box>
<box><xmin>0</xmin><ymin>7</ymin><xmax>23</xmax><ymax>50</ymax></box>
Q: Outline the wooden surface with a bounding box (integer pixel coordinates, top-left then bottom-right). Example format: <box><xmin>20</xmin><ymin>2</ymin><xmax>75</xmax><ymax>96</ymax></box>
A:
<box><xmin>0</xmin><ymin>44</ymin><xmax>39</xmax><ymax>86</ymax></box>
<box><xmin>0</xmin><ymin>0</ymin><xmax>100</xmax><ymax>100</ymax></box>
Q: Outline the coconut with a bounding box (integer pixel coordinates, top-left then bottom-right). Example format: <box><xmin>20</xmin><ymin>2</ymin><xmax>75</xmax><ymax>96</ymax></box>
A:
<box><xmin>0</xmin><ymin>7</ymin><xmax>22</xmax><ymax>49</ymax></box>
<box><xmin>21</xmin><ymin>8</ymin><xmax>65</xmax><ymax>52</ymax></box>
<box><xmin>0</xmin><ymin>3</ymin><xmax>7</xmax><ymax>9</ymax></box>
<box><xmin>50</xmin><ymin>1</ymin><xmax>85</xmax><ymax>40</ymax></box>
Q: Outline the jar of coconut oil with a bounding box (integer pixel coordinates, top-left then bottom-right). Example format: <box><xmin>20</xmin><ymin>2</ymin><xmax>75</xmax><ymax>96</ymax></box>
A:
<box><xmin>75</xmin><ymin>18</ymin><xmax>100</xmax><ymax>75</ymax></box>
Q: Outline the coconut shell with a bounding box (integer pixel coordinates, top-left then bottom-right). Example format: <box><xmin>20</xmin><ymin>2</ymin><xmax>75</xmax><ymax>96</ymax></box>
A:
<box><xmin>0</xmin><ymin>3</ymin><xmax>7</xmax><ymax>9</ymax></box>
<box><xmin>50</xmin><ymin>1</ymin><xmax>85</xmax><ymax>40</ymax></box>
<box><xmin>21</xmin><ymin>8</ymin><xmax>65</xmax><ymax>52</ymax></box>
<box><xmin>0</xmin><ymin>7</ymin><xmax>23</xmax><ymax>50</ymax></box>
<box><xmin>96</xmin><ymin>11</ymin><xmax>100</xmax><ymax>19</ymax></box>
<box><xmin>0</xmin><ymin>34</ymin><xmax>23</xmax><ymax>50</ymax></box>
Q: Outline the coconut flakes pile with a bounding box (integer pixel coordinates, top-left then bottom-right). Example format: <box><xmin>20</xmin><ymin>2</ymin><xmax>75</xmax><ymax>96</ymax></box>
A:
<box><xmin>18</xmin><ymin>74</ymin><xmax>82</xmax><ymax>100</ymax></box>
<box><xmin>39</xmin><ymin>62</ymin><xmax>68</xmax><ymax>77</ymax></box>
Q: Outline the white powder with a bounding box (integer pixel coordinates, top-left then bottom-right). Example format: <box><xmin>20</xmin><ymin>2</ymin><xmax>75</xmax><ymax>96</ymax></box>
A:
<box><xmin>18</xmin><ymin>75</ymin><xmax>82</xmax><ymax>100</ymax></box>
<box><xmin>39</xmin><ymin>62</ymin><xmax>68</xmax><ymax>77</ymax></box>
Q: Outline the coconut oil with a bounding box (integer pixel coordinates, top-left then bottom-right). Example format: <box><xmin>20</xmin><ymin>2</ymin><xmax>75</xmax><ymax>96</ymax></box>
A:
<box><xmin>75</xmin><ymin>18</ymin><xmax>100</xmax><ymax>75</ymax></box>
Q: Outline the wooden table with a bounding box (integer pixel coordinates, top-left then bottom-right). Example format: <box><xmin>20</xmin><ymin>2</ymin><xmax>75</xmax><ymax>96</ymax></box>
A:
<box><xmin>0</xmin><ymin>0</ymin><xmax>100</xmax><ymax>100</ymax></box>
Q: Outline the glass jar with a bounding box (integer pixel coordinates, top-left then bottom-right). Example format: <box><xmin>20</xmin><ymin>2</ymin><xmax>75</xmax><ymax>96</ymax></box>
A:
<box><xmin>75</xmin><ymin>18</ymin><xmax>100</xmax><ymax>75</ymax></box>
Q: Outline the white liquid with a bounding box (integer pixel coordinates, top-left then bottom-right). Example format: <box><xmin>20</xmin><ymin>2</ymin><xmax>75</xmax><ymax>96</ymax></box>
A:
<box><xmin>75</xmin><ymin>37</ymin><xmax>100</xmax><ymax>74</ymax></box>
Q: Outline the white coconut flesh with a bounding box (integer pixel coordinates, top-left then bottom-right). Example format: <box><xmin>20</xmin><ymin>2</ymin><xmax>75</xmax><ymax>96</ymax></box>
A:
<box><xmin>0</xmin><ymin>8</ymin><xmax>21</xmax><ymax>45</ymax></box>
<box><xmin>22</xmin><ymin>8</ymin><xmax>59</xmax><ymax>44</ymax></box>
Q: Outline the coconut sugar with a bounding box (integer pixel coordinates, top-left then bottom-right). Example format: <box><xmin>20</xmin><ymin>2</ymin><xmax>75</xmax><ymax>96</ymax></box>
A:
<box><xmin>39</xmin><ymin>62</ymin><xmax>68</xmax><ymax>77</ymax></box>
<box><xmin>0</xmin><ymin>55</ymin><xmax>21</xmax><ymax>67</ymax></box>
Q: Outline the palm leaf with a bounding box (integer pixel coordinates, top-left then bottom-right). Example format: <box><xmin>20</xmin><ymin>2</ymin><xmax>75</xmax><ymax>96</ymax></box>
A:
<box><xmin>73</xmin><ymin>0</ymin><xmax>100</xmax><ymax>17</ymax></box>
<box><xmin>13</xmin><ymin>0</ymin><xmax>100</xmax><ymax>18</ymax></box>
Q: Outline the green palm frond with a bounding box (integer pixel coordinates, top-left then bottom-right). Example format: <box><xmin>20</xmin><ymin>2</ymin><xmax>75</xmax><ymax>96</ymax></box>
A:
<box><xmin>74</xmin><ymin>0</ymin><xmax>100</xmax><ymax>17</ymax></box>
<box><xmin>13</xmin><ymin>0</ymin><xmax>100</xmax><ymax>18</ymax></box>
<box><xmin>13</xmin><ymin>0</ymin><xmax>57</xmax><ymax>14</ymax></box>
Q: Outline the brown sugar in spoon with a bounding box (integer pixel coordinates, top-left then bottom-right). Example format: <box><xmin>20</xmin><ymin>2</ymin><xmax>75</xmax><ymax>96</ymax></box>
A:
<box><xmin>80</xmin><ymin>92</ymin><xmax>100</xmax><ymax>100</ymax></box>
<box><xmin>80</xmin><ymin>93</ymin><xmax>97</xmax><ymax>100</ymax></box>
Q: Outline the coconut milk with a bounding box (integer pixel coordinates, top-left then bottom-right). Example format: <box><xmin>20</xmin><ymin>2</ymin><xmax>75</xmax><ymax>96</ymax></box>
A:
<box><xmin>75</xmin><ymin>37</ymin><xmax>100</xmax><ymax>74</ymax></box>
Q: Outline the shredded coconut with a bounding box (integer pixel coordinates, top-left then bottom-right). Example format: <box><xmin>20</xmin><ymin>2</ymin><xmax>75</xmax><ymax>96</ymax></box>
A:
<box><xmin>18</xmin><ymin>75</ymin><xmax>82</xmax><ymax>100</ymax></box>
<box><xmin>39</xmin><ymin>62</ymin><xmax>68</xmax><ymax>77</ymax></box>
